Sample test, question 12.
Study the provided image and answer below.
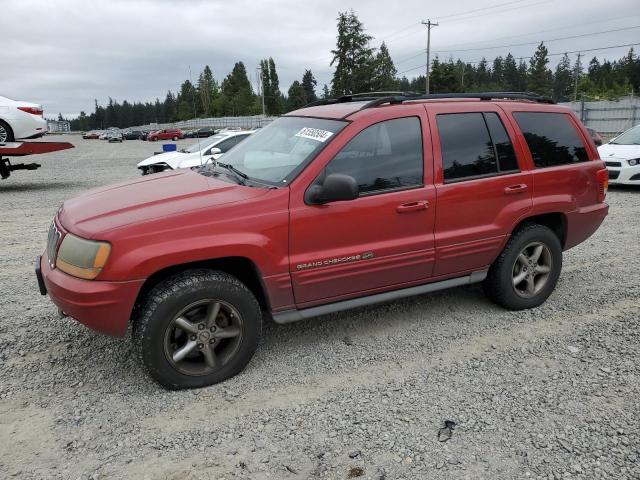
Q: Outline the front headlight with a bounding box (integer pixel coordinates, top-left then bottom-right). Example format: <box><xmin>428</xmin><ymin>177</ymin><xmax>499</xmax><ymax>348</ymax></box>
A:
<box><xmin>55</xmin><ymin>233</ymin><xmax>111</xmax><ymax>280</ymax></box>
<box><xmin>628</xmin><ymin>158</ymin><xmax>639</xmax><ymax>166</ymax></box>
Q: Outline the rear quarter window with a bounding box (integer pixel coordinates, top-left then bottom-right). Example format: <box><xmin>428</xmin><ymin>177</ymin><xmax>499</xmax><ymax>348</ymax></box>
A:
<box><xmin>513</xmin><ymin>112</ymin><xmax>588</xmax><ymax>168</ymax></box>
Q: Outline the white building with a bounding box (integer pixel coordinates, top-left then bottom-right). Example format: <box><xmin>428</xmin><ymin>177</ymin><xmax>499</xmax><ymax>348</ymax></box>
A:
<box><xmin>47</xmin><ymin>119</ymin><xmax>71</xmax><ymax>133</ymax></box>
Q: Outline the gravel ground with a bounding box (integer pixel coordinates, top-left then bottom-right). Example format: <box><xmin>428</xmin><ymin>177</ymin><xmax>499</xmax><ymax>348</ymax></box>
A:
<box><xmin>0</xmin><ymin>135</ymin><xmax>638</xmax><ymax>480</ymax></box>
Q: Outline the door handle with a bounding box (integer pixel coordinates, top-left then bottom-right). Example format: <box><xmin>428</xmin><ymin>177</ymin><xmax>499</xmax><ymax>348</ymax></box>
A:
<box><xmin>504</xmin><ymin>184</ymin><xmax>528</xmax><ymax>195</ymax></box>
<box><xmin>396</xmin><ymin>200</ymin><xmax>429</xmax><ymax>213</ymax></box>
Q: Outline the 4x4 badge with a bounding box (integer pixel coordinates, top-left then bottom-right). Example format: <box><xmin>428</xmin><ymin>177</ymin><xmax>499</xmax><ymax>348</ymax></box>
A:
<box><xmin>362</xmin><ymin>251</ymin><xmax>374</xmax><ymax>260</ymax></box>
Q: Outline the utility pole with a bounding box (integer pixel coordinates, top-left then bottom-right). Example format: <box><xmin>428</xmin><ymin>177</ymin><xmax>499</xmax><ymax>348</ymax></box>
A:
<box><xmin>421</xmin><ymin>19</ymin><xmax>438</xmax><ymax>94</ymax></box>
<box><xmin>573</xmin><ymin>52</ymin><xmax>581</xmax><ymax>102</ymax></box>
<box><xmin>256</xmin><ymin>66</ymin><xmax>266</xmax><ymax>117</ymax></box>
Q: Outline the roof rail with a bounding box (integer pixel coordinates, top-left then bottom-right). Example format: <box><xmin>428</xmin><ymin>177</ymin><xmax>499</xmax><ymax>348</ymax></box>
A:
<box><xmin>303</xmin><ymin>91</ymin><xmax>554</xmax><ymax>111</ymax></box>
<box><xmin>356</xmin><ymin>92</ymin><xmax>554</xmax><ymax>111</ymax></box>
<box><xmin>303</xmin><ymin>91</ymin><xmax>420</xmax><ymax>108</ymax></box>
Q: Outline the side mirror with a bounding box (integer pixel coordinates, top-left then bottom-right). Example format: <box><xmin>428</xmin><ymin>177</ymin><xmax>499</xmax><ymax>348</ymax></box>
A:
<box><xmin>305</xmin><ymin>173</ymin><xmax>359</xmax><ymax>205</ymax></box>
<box><xmin>209</xmin><ymin>147</ymin><xmax>222</xmax><ymax>155</ymax></box>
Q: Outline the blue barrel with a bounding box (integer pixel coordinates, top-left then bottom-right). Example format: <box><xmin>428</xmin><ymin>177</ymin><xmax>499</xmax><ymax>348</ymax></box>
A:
<box><xmin>162</xmin><ymin>143</ymin><xmax>177</xmax><ymax>152</ymax></box>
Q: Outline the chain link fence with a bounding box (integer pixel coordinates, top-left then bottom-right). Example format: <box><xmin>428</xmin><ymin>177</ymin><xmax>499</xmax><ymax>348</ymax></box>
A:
<box><xmin>129</xmin><ymin>115</ymin><xmax>277</xmax><ymax>132</ymax></box>
<box><xmin>559</xmin><ymin>96</ymin><xmax>640</xmax><ymax>142</ymax></box>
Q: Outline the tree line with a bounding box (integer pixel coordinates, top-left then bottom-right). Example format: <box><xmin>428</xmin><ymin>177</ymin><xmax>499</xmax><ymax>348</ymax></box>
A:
<box><xmin>67</xmin><ymin>10</ymin><xmax>640</xmax><ymax>131</ymax></box>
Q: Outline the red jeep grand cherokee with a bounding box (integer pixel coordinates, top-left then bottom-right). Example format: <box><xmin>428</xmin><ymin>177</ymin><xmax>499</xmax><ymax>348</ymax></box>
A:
<box><xmin>147</xmin><ymin>128</ymin><xmax>183</xmax><ymax>141</ymax></box>
<box><xmin>36</xmin><ymin>92</ymin><xmax>609</xmax><ymax>389</ymax></box>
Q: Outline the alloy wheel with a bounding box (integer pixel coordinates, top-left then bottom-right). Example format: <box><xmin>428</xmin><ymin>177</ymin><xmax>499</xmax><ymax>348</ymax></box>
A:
<box><xmin>511</xmin><ymin>241</ymin><xmax>552</xmax><ymax>298</ymax></box>
<box><xmin>163</xmin><ymin>299</ymin><xmax>243</xmax><ymax>376</ymax></box>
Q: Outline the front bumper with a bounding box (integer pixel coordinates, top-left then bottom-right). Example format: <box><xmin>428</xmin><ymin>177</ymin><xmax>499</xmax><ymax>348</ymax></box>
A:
<box><xmin>37</xmin><ymin>253</ymin><xmax>144</xmax><ymax>337</ymax></box>
<box><xmin>607</xmin><ymin>164</ymin><xmax>640</xmax><ymax>185</ymax></box>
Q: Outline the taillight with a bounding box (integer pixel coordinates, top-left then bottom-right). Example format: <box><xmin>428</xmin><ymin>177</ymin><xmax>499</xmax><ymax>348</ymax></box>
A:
<box><xmin>596</xmin><ymin>168</ymin><xmax>608</xmax><ymax>202</ymax></box>
<box><xmin>18</xmin><ymin>106</ymin><xmax>43</xmax><ymax>116</ymax></box>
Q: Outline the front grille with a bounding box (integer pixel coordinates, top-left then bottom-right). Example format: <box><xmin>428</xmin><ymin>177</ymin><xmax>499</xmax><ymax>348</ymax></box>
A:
<box><xmin>46</xmin><ymin>222</ymin><xmax>61</xmax><ymax>268</ymax></box>
<box><xmin>605</xmin><ymin>161</ymin><xmax>622</xmax><ymax>167</ymax></box>
<box><xmin>608</xmin><ymin>170</ymin><xmax>620</xmax><ymax>180</ymax></box>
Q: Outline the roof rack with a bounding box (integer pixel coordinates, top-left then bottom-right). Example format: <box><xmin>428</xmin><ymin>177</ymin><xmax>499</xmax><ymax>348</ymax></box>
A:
<box><xmin>303</xmin><ymin>91</ymin><xmax>420</xmax><ymax>108</ymax></box>
<box><xmin>303</xmin><ymin>91</ymin><xmax>554</xmax><ymax>110</ymax></box>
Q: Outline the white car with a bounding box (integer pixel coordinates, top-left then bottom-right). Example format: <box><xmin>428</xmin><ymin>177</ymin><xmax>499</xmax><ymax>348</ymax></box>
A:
<box><xmin>137</xmin><ymin>130</ymin><xmax>254</xmax><ymax>175</ymax></box>
<box><xmin>598</xmin><ymin>124</ymin><xmax>640</xmax><ymax>185</ymax></box>
<box><xmin>0</xmin><ymin>95</ymin><xmax>47</xmax><ymax>142</ymax></box>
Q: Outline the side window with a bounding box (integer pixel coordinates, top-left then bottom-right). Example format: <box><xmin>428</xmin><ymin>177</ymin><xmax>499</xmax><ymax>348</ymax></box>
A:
<box><xmin>215</xmin><ymin>137</ymin><xmax>237</xmax><ymax>153</ymax></box>
<box><xmin>437</xmin><ymin>112</ymin><xmax>519</xmax><ymax>182</ymax></box>
<box><xmin>484</xmin><ymin>113</ymin><xmax>518</xmax><ymax>172</ymax></box>
<box><xmin>326</xmin><ymin>117</ymin><xmax>423</xmax><ymax>194</ymax></box>
<box><xmin>513</xmin><ymin>112</ymin><xmax>588</xmax><ymax>168</ymax></box>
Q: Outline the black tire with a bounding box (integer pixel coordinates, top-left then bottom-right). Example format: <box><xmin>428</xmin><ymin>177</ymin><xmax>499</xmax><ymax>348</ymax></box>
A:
<box><xmin>483</xmin><ymin>223</ymin><xmax>562</xmax><ymax>310</ymax></box>
<box><xmin>172</xmin><ymin>136</ymin><xmax>178</xmax><ymax>141</ymax></box>
<box><xmin>0</xmin><ymin>120</ymin><xmax>14</xmax><ymax>143</ymax></box>
<box><xmin>133</xmin><ymin>269</ymin><xmax>262</xmax><ymax>389</ymax></box>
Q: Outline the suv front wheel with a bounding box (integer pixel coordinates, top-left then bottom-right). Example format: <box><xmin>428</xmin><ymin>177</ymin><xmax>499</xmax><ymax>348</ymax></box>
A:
<box><xmin>483</xmin><ymin>223</ymin><xmax>562</xmax><ymax>310</ymax></box>
<box><xmin>133</xmin><ymin>270</ymin><xmax>262</xmax><ymax>389</ymax></box>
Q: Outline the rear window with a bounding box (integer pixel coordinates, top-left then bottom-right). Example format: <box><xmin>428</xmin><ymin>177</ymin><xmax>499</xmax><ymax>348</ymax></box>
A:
<box><xmin>437</xmin><ymin>112</ymin><xmax>519</xmax><ymax>182</ymax></box>
<box><xmin>513</xmin><ymin>112</ymin><xmax>588</xmax><ymax>168</ymax></box>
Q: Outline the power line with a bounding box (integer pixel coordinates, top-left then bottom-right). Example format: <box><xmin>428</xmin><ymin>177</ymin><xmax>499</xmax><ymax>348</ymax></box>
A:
<box><xmin>396</xmin><ymin>42</ymin><xmax>640</xmax><ymax>75</ymax></box>
<box><xmin>436</xmin><ymin>0</ymin><xmax>533</xmax><ymax>20</ymax></box>
<box><xmin>432</xmin><ymin>25</ymin><xmax>640</xmax><ymax>54</ymax></box>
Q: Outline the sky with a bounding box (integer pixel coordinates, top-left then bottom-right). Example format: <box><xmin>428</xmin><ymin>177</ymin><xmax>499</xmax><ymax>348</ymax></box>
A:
<box><xmin>2</xmin><ymin>0</ymin><xmax>639</xmax><ymax>118</ymax></box>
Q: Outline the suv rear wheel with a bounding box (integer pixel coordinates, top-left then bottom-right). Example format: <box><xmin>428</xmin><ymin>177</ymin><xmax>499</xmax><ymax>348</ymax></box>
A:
<box><xmin>133</xmin><ymin>269</ymin><xmax>262</xmax><ymax>389</ymax></box>
<box><xmin>483</xmin><ymin>223</ymin><xmax>562</xmax><ymax>310</ymax></box>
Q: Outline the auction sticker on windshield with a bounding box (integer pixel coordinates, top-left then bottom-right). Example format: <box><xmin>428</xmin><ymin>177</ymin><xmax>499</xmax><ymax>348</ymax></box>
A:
<box><xmin>295</xmin><ymin>127</ymin><xmax>334</xmax><ymax>142</ymax></box>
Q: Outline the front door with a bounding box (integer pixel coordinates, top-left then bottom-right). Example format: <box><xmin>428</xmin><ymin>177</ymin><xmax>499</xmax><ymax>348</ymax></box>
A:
<box><xmin>289</xmin><ymin>110</ymin><xmax>436</xmax><ymax>307</ymax></box>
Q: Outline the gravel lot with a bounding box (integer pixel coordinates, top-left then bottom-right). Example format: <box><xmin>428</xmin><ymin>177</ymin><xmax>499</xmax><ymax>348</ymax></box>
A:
<box><xmin>0</xmin><ymin>135</ymin><xmax>638</xmax><ymax>480</ymax></box>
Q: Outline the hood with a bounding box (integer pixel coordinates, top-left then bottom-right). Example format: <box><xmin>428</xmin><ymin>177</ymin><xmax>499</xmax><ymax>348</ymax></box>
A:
<box><xmin>59</xmin><ymin>169</ymin><xmax>269</xmax><ymax>238</ymax></box>
<box><xmin>137</xmin><ymin>150</ymin><xmax>187</xmax><ymax>167</ymax></box>
<box><xmin>597</xmin><ymin>143</ymin><xmax>640</xmax><ymax>160</ymax></box>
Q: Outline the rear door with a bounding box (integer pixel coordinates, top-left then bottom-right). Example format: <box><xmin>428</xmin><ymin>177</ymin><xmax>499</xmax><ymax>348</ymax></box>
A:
<box><xmin>427</xmin><ymin>104</ymin><xmax>533</xmax><ymax>276</ymax></box>
<box><xmin>289</xmin><ymin>107</ymin><xmax>437</xmax><ymax>306</ymax></box>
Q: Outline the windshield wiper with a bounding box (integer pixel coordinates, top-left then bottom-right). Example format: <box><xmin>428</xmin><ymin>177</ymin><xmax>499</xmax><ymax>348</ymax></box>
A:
<box><xmin>216</xmin><ymin>162</ymin><xmax>249</xmax><ymax>184</ymax></box>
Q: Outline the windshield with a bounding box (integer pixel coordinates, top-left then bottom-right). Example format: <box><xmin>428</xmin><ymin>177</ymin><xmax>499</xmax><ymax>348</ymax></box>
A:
<box><xmin>185</xmin><ymin>134</ymin><xmax>226</xmax><ymax>153</ymax></box>
<box><xmin>202</xmin><ymin>116</ymin><xmax>347</xmax><ymax>184</ymax></box>
<box><xmin>610</xmin><ymin>125</ymin><xmax>640</xmax><ymax>145</ymax></box>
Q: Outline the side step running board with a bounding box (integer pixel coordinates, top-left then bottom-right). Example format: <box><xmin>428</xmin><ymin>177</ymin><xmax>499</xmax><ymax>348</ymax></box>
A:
<box><xmin>272</xmin><ymin>270</ymin><xmax>487</xmax><ymax>324</ymax></box>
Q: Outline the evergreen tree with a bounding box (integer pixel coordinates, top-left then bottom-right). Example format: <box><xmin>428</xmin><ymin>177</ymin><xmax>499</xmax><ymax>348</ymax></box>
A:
<box><xmin>198</xmin><ymin>65</ymin><xmax>217</xmax><ymax>116</ymax></box>
<box><xmin>176</xmin><ymin>80</ymin><xmax>197</xmax><ymax>120</ymax></box>
<box><xmin>553</xmin><ymin>53</ymin><xmax>573</xmax><ymax>101</ymax></box>
<box><xmin>517</xmin><ymin>58</ymin><xmax>528</xmax><ymax>91</ymax></box>
<box><xmin>322</xmin><ymin>84</ymin><xmax>330</xmax><ymax>99</ymax></box>
<box><xmin>492</xmin><ymin>56</ymin><xmax>504</xmax><ymax>86</ymax></box>
<box><xmin>260</xmin><ymin>57</ymin><xmax>283</xmax><ymax>115</ymax></box>
<box><xmin>330</xmin><ymin>10</ymin><xmax>374</xmax><ymax>95</ymax></box>
<box><xmin>371</xmin><ymin>42</ymin><xmax>397</xmax><ymax>91</ymax></box>
<box><xmin>220</xmin><ymin>62</ymin><xmax>255</xmax><ymax>115</ymax></box>
<box><xmin>301</xmin><ymin>69</ymin><xmax>318</xmax><ymax>103</ymax></box>
<box><xmin>287</xmin><ymin>80</ymin><xmax>307</xmax><ymax>111</ymax></box>
<box><xmin>503</xmin><ymin>53</ymin><xmax>519</xmax><ymax>91</ymax></box>
<box><xmin>528</xmin><ymin>43</ymin><xmax>553</xmax><ymax>96</ymax></box>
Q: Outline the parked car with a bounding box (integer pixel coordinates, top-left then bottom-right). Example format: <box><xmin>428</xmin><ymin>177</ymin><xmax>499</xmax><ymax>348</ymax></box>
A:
<box><xmin>0</xmin><ymin>95</ymin><xmax>47</xmax><ymax>142</ymax></box>
<box><xmin>597</xmin><ymin>123</ymin><xmax>640</xmax><ymax>185</ymax></box>
<box><xmin>147</xmin><ymin>128</ymin><xmax>183</xmax><ymax>141</ymax></box>
<box><xmin>122</xmin><ymin>130</ymin><xmax>145</xmax><ymax>140</ymax></box>
<box><xmin>108</xmin><ymin>133</ymin><xmax>123</xmax><ymax>143</ymax></box>
<box><xmin>37</xmin><ymin>92</ymin><xmax>608</xmax><ymax>389</ymax></box>
<box><xmin>137</xmin><ymin>130</ymin><xmax>254</xmax><ymax>175</ymax></box>
<box><xmin>586</xmin><ymin>127</ymin><xmax>603</xmax><ymax>146</ymax></box>
<box><xmin>191</xmin><ymin>127</ymin><xmax>217</xmax><ymax>138</ymax></box>
<box><xmin>82</xmin><ymin>131</ymin><xmax>101</xmax><ymax>139</ymax></box>
<box><xmin>183</xmin><ymin>129</ymin><xmax>196</xmax><ymax>138</ymax></box>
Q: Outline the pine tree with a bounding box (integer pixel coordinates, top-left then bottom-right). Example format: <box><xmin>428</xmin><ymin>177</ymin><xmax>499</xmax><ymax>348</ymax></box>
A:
<box><xmin>322</xmin><ymin>84</ymin><xmax>330</xmax><ymax>99</ymax></box>
<box><xmin>260</xmin><ymin>58</ymin><xmax>282</xmax><ymax>115</ymax></box>
<box><xmin>176</xmin><ymin>81</ymin><xmax>197</xmax><ymax>120</ymax></box>
<box><xmin>517</xmin><ymin>58</ymin><xmax>528</xmax><ymax>91</ymax></box>
<box><xmin>370</xmin><ymin>42</ymin><xmax>397</xmax><ymax>91</ymax></box>
<box><xmin>301</xmin><ymin>69</ymin><xmax>318</xmax><ymax>103</ymax></box>
<box><xmin>503</xmin><ymin>53</ymin><xmax>519</xmax><ymax>91</ymax></box>
<box><xmin>528</xmin><ymin>43</ymin><xmax>553</xmax><ymax>96</ymax></box>
<box><xmin>553</xmin><ymin>53</ymin><xmax>573</xmax><ymax>101</ymax></box>
<box><xmin>221</xmin><ymin>62</ymin><xmax>255</xmax><ymax>115</ymax></box>
<box><xmin>287</xmin><ymin>80</ymin><xmax>307</xmax><ymax>111</ymax></box>
<box><xmin>198</xmin><ymin>65</ymin><xmax>217</xmax><ymax>116</ymax></box>
<box><xmin>492</xmin><ymin>56</ymin><xmax>504</xmax><ymax>86</ymax></box>
<box><xmin>330</xmin><ymin>10</ymin><xmax>374</xmax><ymax>95</ymax></box>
